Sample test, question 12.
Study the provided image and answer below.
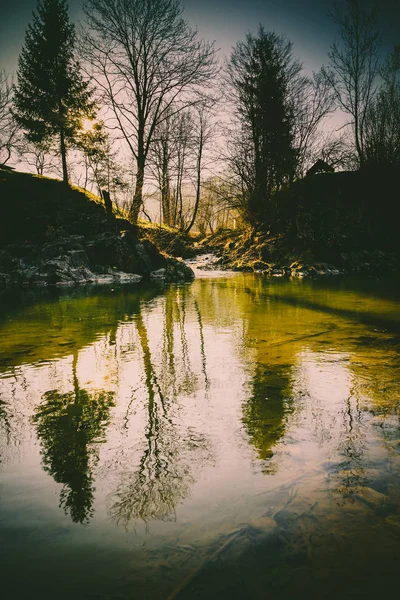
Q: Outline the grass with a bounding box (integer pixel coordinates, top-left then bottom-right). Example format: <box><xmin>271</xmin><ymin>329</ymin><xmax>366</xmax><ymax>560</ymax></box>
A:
<box><xmin>0</xmin><ymin>167</ymin><xmax>113</xmax><ymax>246</ymax></box>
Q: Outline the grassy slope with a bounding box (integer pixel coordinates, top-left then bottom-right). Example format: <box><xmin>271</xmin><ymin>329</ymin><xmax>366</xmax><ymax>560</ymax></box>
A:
<box><xmin>138</xmin><ymin>221</ymin><xmax>196</xmax><ymax>258</ymax></box>
<box><xmin>0</xmin><ymin>168</ymin><xmax>115</xmax><ymax>247</ymax></box>
<box><xmin>0</xmin><ymin>168</ymin><xmax>197</xmax><ymax>259</ymax></box>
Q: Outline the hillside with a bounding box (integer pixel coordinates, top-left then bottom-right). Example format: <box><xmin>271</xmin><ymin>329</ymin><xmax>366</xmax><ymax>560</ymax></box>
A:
<box><xmin>0</xmin><ymin>168</ymin><xmax>194</xmax><ymax>286</ymax></box>
<box><xmin>198</xmin><ymin>169</ymin><xmax>400</xmax><ymax>276</ymax></box>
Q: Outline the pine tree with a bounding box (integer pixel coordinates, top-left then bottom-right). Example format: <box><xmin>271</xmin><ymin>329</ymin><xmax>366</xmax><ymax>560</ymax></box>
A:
<box><xmin>14</xmin><ymin>0</ymin><xmax>95</xmax><ymax>183</ymax></box>
<box><xmin>228</xmin><ymin>27</ymin><xmax>300</xmax><ymax>223</ymax></box>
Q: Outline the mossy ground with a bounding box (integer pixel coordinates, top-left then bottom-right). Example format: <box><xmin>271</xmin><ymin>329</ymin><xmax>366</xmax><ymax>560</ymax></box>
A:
<box><xmin>137</xmin><ymin>221</ymin><xmax>198</xmax><ymax>258</ymax></box>
<box><xmin>194</xmin><ymin>227</ymin><xmax>330</xmax><ymax>275</ymax></box>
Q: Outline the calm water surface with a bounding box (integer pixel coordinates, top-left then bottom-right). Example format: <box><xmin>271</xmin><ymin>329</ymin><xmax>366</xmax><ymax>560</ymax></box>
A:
<box><xmin>1</xmin><ymin>273</ymin><xmax>400</xmax><ymax>599</ymax></box>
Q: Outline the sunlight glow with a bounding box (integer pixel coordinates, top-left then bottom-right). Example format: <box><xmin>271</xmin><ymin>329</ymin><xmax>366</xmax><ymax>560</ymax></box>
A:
<box><xmin>81</xmin><ymin>118</ymin><xmax>95</xmax><ymax>132</ymax></box>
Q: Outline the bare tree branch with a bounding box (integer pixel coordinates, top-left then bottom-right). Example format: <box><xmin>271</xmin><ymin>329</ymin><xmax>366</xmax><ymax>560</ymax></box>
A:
<box><xmin>81</xmin><ymin>0</ymin><xmax>218</xmax><ymax>222</ymax></box>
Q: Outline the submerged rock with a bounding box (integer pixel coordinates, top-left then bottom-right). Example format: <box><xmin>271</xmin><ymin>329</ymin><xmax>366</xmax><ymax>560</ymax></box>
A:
<box><xmin>150</xmin><ymin>268</ymin><xmax>167</xmax><ymax>279</ymax></box>
<box><xmin>354</xmin><ymin>486</ymin><xmax>396</xmax><ymax>515</ymax></box>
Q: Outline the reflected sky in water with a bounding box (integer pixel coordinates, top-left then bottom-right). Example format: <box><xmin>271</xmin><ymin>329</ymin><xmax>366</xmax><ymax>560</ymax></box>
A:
<box><xmin>0</xmin><ymin>275</ymin><xmax>400</xmax><ymax>599</ymax></box>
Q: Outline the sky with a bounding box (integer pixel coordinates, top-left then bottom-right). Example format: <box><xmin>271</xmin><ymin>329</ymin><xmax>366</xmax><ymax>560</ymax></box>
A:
<box><xmin>1</xmin><ymin>0</ymin><xmax>400</xmax><ymax>76</ymax></box>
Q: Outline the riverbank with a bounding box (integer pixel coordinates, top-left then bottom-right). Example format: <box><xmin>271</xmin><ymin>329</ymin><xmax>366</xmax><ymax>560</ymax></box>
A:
<box><xmin>193</xmin><ymin>169</ymin><xmax>400</xmax><ymax>277</ymax></box>
<box><xmin>2</xmin><ymin>167</ymin><xmax>399</xmax><ymax>285</ymax></box>
<box><xmin>193</xmin><ymin>227</ymin><xmax>399</xmax><ymax>277</ymax></box>
<box><xmin>0</xmin><ymin>167</ymin><xmax>194</xmax><ymax>287</ymax></box>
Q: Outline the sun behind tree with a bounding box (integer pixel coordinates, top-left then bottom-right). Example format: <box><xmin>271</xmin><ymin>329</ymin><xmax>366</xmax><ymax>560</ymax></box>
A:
<box><xmin>13</xmin><ymin>0</ymin><xmax>96</xmax><ymax>184</ymax></box>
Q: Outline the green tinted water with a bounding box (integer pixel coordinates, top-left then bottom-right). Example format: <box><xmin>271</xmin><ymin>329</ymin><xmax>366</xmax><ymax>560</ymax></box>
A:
<box><xmin>1</xmin><ymin>274</ymin><xmax>400</xmax><ymax>599</ymax></box>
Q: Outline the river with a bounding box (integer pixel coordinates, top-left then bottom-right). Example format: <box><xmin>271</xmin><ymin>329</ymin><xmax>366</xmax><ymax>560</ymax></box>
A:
<box><xmin>1</xmin><ymin>272</ymin><xmax>400</xmax><ymax>599</ymax></box>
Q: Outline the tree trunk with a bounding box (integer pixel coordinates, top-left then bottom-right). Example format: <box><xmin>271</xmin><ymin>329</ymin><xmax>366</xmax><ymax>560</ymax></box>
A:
<box><xmin>354</xmin><ymin>105</ymin><xmax>364</xmax><ymax>168</ymax></box>
<box><xmin>161</xmin><ymin>169</ymin><xmax>171</xmax><ymax>226</ymax></box>
<box><xmin>101</xmin><ymin>189</ymin><xmax>113</xmax><ymax>216</ymax></box>
<box><xmin>185</xmin><ymin>139</ymin><xmax>203</xmax><ymax>234</ymax></box>
<box><xmin>60</xmin><ymin>127</ymin><xmax>68</xmax><ymax>184</ymax></box>
<box><xmin>130</xmin><ymin>158</ymin><xmax>145</xmax><ymax>223</ymax></box>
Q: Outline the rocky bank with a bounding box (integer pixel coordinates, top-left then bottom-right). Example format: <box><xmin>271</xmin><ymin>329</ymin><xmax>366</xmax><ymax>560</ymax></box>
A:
<box><xmin>0</xmin><ymin>168</ymin><xmax>194</xmax><ymax>287</ymax></box>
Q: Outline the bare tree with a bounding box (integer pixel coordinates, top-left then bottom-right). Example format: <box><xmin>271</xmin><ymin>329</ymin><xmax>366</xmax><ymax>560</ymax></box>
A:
<box><xmin>364</xmin><ymin>45</ymin><xmax>400</xmax><ymax>168</ymax></box>
<box><xmin>0</xmin><ymin>70</ymin><xmax>20</xmax><ymax>165</ymax></box>
<box><xmin>293</xmin><ymin>70</ymin><xmax>335</xmax><ymax>176</ymax></box>
<box><xmin>171</xmin><ymin>109</ymin><xmax>193</xmax><ymax>228</ymax></box>
<box><xmin>18</xmin><ymin>138</ymin><xmax>60</xmax><ymax>175</ymax></box>
<box><xmin>149</xmin><ymin>103</ymin><xmax>218</xmax><ymax>231</ymax></box>
<box><xmin>223</xmin><ymin>122</ymin><xmax>256</xmax><ymax>217</ymax></box>
<box><xmin>149</xmin><ymin>107</ymin><xmax>194</xmax><ymax>227</ymax></box>
<box><xmin>324</xmin><ymin>0</ymin><xmax>381</xmax><ymax>167</ymax></box>
<box><xmin>82</xmin><ymin>0</ymin><xmax>218</xmax><ymax>223</ymax></box>
<box><xmin>150</xmin><ymin>106</ymin><xmax>176</xmax><ymax>226</ymax></box>
<box><xmin>196</xmin><ymin>176</ymin><xmax>238</xmax><ymax>234</ymax></box>
<box><xmin>185</xmin><ymin>103</ymin><xmax>216</xmax><ymax>234</ymax></box>
<box><xmin>318</xmin><ymin>131</ymin><xmax>358</xmax><ymax>170</ymax></box>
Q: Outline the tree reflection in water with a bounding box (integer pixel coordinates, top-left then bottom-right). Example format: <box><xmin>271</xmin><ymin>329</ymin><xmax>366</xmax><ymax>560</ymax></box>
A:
<box><xmin>193</xmin><ymin>298</ymin><xmax>210</xmax><ymax>392</ymax></box>
<box><xmin>333</xmin><ymin>390</ymin><xmax>368</xmax><ymax>501</ymax></box>
<box><xmin>228</xmin><ymin>276</ymin><xmax>392</xmax><ymax>493</ymax></box>
<box><xmin>32</xmin><ymin>353</ymin><xmax>115</xmax><ymax>524</ymax></box>
<box><xmin>0</xmin><ymin>397</ymin><xmax>12</xmax><ymax>478</ymax></box>
<box><xmin>242</xmin><ymin>364</ymin><xmax>294</xmax><ymax>472</ymax></box>
<box><xmin>9</xmin><ymin>275</ymin><xmax>399</xmax><ymax>533</ymax></box>
<box><xmin>0</xmin><ymin>398</ymin><xmax>11</xmax><ymax>447</ymax></box>
<box><xmin>109</xmin><ymin>292</ymin><xmax>212</xmax><ymax>530</ymax></box>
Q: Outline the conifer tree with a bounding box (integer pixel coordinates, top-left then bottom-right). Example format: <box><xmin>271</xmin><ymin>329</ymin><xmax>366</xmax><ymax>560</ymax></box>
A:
<box><xmin>14</xmin><ymin>0</ymin><xmax>95</xmax><ymax>183</ymax></box>
<box><xmin>227</xmin><ymin>27</ymin><xmax>301</xmax><ymax>223</ymax></box>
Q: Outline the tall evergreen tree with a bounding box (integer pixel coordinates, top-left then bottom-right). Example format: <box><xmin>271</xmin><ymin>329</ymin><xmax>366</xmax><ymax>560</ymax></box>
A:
<box><xmin>14</xmin><ymin>0</ymin><xmax>95</xmax><ymax>183</ymax></box>
<box><xmin>227</xmin><ymin>27</ymin><xmax>301</xmax><ymax>223</ymax></box>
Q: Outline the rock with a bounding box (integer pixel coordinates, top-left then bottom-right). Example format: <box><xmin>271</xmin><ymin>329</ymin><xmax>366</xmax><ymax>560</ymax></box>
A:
<box><xmin>65</xmin><ymin>249</ymin><xmax>89</xmax><ymax>268</ymax></box>
<box><xmin>16</xmin><ymin>265</ymin><xmax>40</xmax><ymax>284</ymax></box>
<box><xmin>274</xmin><ymin>497</ymin><xmax>318</xmax><ymax>526</ymax></box>
<box><xmin>150</xmin><ymin>259</ymin><xmax>195</xmax><ymax>283</ymax></box>
<box><xmin>0</xmin><ymin>225</ymin><xmax>194</xmax><ymax>288</ymax></box>
<box><xmin>165</xmin><ymin>258</ymin><xmax>195</xmax><ymax>283</ymax></box>
<box><xmin>38</xmin><ymin>255</ymin><xmax>96</xmax><ymax>285</ymax></box>
<box><xmin>247</xmin><ymin>515</ymin><xmax>277</xmax><ymax>534</ymax></box>
<box><xmin>355</xmin><ymin>486</ymin><xmax>387</xmax><ymax>509</ymax></box>
<box><xmin>150</xmin><ymin>268</ymin><xmax>167</xmax><ymax>279</ymax></box>
<box><xmin>253</xmin><ymin>260</ymin><xmax>269</xmax><ymax>271</ymax></box>
<box><xmin>354</xmin><ymin>486</ymin><xmax>396</xmax><ymax>515</ymax></box>
<box><xmin>84</xmin><ymin>232</ymin><xmax>137</xmax><ymax>273</ymax></box>
<box><xmin>134</xmin><ymin>240</ymin><xmax>158</xmax><ymax>274</ymax></box>
<box><xmin>113</xmin><ymin>271</ymin><xmax>142</xmax><ymax>284</ymax></box>
<box><xmin>41</xmin><ymin>236</ymin><xmax>85</xmax><ymax>260</ymax></box>
<box><xmin>0</xmin><ymin>272</ymin><xmax>11</xmax><ymax>286</ymax></box>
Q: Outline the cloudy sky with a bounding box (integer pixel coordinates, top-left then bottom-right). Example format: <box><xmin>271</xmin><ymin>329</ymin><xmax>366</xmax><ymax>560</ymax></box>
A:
<box><xmin>1</xmin><ymin>0</ymin><xmax>400</xmax><ymax>76</ymax></box>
